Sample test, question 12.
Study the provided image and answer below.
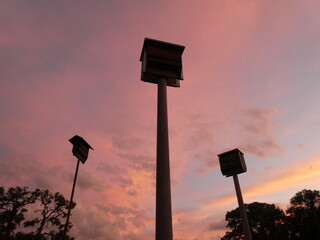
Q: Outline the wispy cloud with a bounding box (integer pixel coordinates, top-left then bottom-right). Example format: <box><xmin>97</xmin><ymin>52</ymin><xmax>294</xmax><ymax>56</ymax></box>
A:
<box><xmin>71</xmin><ymin>202</ymin><xmax>152</xmax><ymax>240</ymax></box>
<box><xmin>1</xmin><ymin>1</ymin><xmax>320</xmax><ymax>240</ymax></box>
<box><xmin>240</xmin><ymin>108</ymin><xmax>284</xmax><ymax>158</ymax></box>
<box><xmin>206</xmin><ymin>156</ymin><xmax>320</xmax><ymax>208</ymax></box>
<box><xmin>119</xmin><ymin>153</ymin><xmax>155</xmax><ymax>173</ymax></box>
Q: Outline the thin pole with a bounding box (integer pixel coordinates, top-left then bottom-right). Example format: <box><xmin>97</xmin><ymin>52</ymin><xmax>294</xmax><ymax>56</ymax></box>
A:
<box><xmin>233</xmin><ymin>174</ymin><xmax>252</xmax><ymax>240</ymax></box>
<box><xmin>156</xmin><ymin>78</ymin><xmax>173</xmax><ymax>240</ymax></box>
<box><xmin>63</xmin><ymin>158</ymin><xmax>80</xmax><ymax>240</ymax></box>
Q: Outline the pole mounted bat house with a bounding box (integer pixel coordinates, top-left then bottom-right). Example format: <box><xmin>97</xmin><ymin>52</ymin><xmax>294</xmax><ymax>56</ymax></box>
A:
<box><xmin>140</xmin><ymin>38</ymin><xmax>185</xmax><ymax>240</ymax></box>
<box><xmin>218</xmin><ymin>149</ymin><xmax>252</xmax><ymax>240</ymax></box>
<box><xmin>63</xmin><ymin>135</ymin><xmax>93</xmax><ymax>240</ymax></box>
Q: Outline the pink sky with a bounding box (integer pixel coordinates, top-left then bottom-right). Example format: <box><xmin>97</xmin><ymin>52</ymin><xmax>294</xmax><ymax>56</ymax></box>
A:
<box><xmin>1</xmin><ymin>1</ymin><xmax>320</xmax><ymax>239</ymax></box>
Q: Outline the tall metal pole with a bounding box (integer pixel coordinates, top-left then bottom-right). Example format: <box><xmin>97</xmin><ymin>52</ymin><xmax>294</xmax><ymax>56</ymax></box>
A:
<box><xmin>156</xmin><ymin>78</ymin><xmax>173</xmax><ymax>240</ymax></box>
<box><xmin>63</xmin><ymin>158</ymin><xmax>80</xmax><ymax>240</ymax></box>
<box><xmin>233</xmin><ymin>174</ymin><xmax>252</xmax><ymax>240</ymax></box>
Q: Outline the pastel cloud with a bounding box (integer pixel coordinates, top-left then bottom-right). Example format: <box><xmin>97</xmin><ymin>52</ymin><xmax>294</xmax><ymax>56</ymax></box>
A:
<box><xmin>0</xmin><ymin>156</ymin><xmax>67</xmax><ymax>191</ymax></box>
<box><xmin>172</xmin><ymin>209</ymin><xmax>227</xmax><ymax>240</ymax></box>
<box><xmin>69</xmin><ymin>197</ymin><xmax>154</xmax><ymax>240</ymax></box>
<box><xmin>75</xmin><ymin>169</ymin><xmax>108</xmax><ymax>193</ymax></box>
<box><xmin>206</xmin><ymin>156</ymin><xmax>320</xmax><ymax>208</ymax></box>
<box><xmin>207</xmin><ymin>219</ymin><xmax>227</xmax><ymax>231</ymax></box>
<box><xmin>186</xmin><ymin>107</ymin><xmax>284</xmax><ymax>175</ymax></box>
<box><xmin>169</xmin><ymin>155</ymin><xmax>320</xmax><ymax>239</ymax></box>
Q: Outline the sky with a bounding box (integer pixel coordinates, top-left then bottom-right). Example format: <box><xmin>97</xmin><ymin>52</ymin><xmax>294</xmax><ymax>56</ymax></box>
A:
<box><xmin>1</xmin><ymin>0</ymin><xmax>320</xmax><ymax>239</ymax></box>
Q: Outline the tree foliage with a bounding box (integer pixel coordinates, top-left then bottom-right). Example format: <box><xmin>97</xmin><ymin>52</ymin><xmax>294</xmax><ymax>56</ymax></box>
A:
<box><xmin>0</xmin><ymin>186</ymin><xmax>75</xmax><ymax>240</ymax></box>
<box><xmin>0</xmin><ymin>186</ymin><xmax>36</xmax><ymax>239</ymax></box>
<box><xmin>221</xmin><ymin>189</ymin><xmax>320</xmax><ymax>240</ymax></box>
<box><xmin>222</xmin><ymin>202</ymin><xmax>288</xmax><ymax>240</ymax></box>
<box><xmin>286</xmin><ymin>189</ymin><xmax>320</xmax><ymax>240</ymax></box>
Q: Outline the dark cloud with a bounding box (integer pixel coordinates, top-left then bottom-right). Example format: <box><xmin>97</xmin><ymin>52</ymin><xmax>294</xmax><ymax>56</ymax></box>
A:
<box><xmin>0</xmin><ymin>156</ymin><xmax>37</xmax><ymax>183</ymax></box>
<box><xmin>96</xmin><ymin>162</ymin><xmax>127</xmax><ymax>175</ymax></box>
<box><xmin>191</xmin><ymin>108</ymin><xmax>284</xmax><ymax>175</ymax></box>
<box><xmin>74</xmin><ymin>169</ymin><xmax>108</xmax><ymax>193</ymax></box>
<box><xmin>31</xmin><ymin>166</ymin><xmax>65</xmax><ymax>190</ymax></box>
<box><xmin>124</xmin><ymin>232</ymin><xmax>143</xmax><ymax>240</ymax></box>
<box><xmin>95</xmin><ymin>203</ymin><xmax>150</xmax><ymax>230</ymax></box>
<box><xmin>112</xmin><ymin>137</ymin><xmax>144</xmax><ymax>150</ymax></box>
<box><xmin>0</xmin><ymin>156</ymin><xmax>67</xmax><ymax>191</ymax></box>
<box><xmin>109</xmin><ymin>175</ymin><xmax>136</xmax><ymax>196</ymax></box>
<box><xmin>0</xmin><ymin>156</ymin><xmax>110</xmax><ymax>198</ymax></box>
<box><xmin>96</xmin><ymin>163</ymin><xmax>135</xmax><ymax>196</ymax></box>
<box><xmin>72</xmin><ymin>206</ymin><xmax>122</xmax><ymax>240</ymax></box>
<box><xmin>194</xmin><ymin>149</ymin><xmax>219</xmax><ymax>175</ymax></box>
<box><xmin>241</xmin><ymin>139</ymin><xmax>284</xmax><ymax>158</ymax></box>
<box><xmin>119</xmin><ymin>153</ymin><xmax>155</xmax><ymax>172</ymax></box>
<box><xmin>182</xmin><ymin>112</ymin><xmax>216</xmax><ymax>151</ymax></box>
<box><xmin>126</xmin><ymin>189</ymin><xmax>138</xmax><ymax>196</ymax></box>
<box><xmin>99</xmin><ymin>204</ymin><xmax>147</xmax><ymax>219</ymax></box>
<box><xmin>243</xmin><ymin>108</ymin><xmax>277</xmax><ymax>137</ymax></box>
<box><xmin>207</xmin><ymin>219</ymin><xmax>227</xmax><ymax>231</ymax></box>
<box><xmin>72</xmin><ymin>202</ymin><xmax>148</xmax><ymax>240</ymax></box>
<box><xmin>114</xmin><ymin>176</ymin><xmax>134</xmax><ymax>188</ymax></box>
<box><xmin>241</xmin><ymin>108</ymin><xmax>284</xmax><ymax>158</ymax></box>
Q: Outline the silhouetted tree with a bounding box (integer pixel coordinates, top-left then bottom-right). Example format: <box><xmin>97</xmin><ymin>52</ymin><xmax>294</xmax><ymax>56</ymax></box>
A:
<box><xmin>0</xmin><ymin>186</ymin><xmax>36</xmax><ymax>239</ymax></box>
<box><xmin>0</xmin><ymin>186</ymin><xmax>75</xmax><ymax>240</ymax></box>
<box><xmin>286</xmin><ymin>189</ymin><xmax>320</xmax><ymax>240</ymax></box>
<box><xmin>13</xmin><ymin>232</ymin><xmax>35</xmax><ymax>240</ymax></box>
<box><xmin>24</xmin><ymin>189</ymin><xmax>75</xmax><ymax>240</ymax></box>
<box><xmin>221</xmin><ymin>202</ymin><xmax>288</xmax><ymax>240</ymax></box>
